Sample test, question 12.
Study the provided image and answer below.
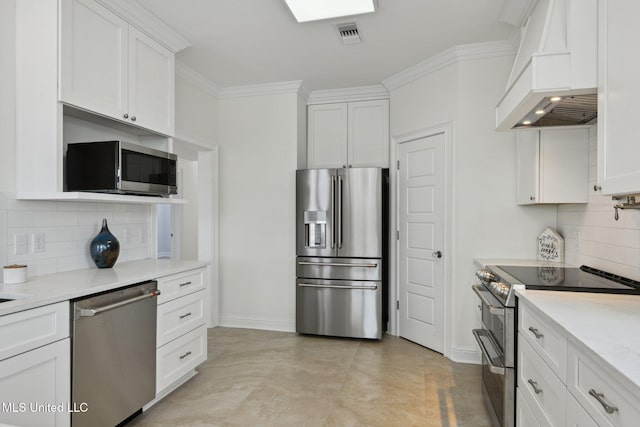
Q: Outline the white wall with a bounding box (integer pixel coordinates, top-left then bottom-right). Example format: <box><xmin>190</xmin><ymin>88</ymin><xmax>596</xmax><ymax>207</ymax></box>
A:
<box><xmin>216</xmin><ymin>84</ymin><xmax>301</xmax><ymax>331</ymax></box>
<box><xmin>387</xmin><ymin>45</ymin><xmax>558</xmax><ymax>363</ymax></box>
<box><xmin>558</xmin><ymin>126</ymin><xmax>640</xmax><ymax>280</ymax></box>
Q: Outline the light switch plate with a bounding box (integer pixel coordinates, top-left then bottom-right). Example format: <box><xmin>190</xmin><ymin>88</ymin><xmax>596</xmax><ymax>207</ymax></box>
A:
<box><xmin>15</xmin><ymin>234</ymin><xmax>28</xmax><ymax>255</ymax></box>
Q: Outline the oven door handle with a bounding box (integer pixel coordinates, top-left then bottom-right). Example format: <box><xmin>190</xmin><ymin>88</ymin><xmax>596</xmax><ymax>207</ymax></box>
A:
<box><xmin>472</xmin><ymin>285</ymin><xmax>504</xmax><ymax>316</ymax></box>
<box><xmin>472</xmin><ymin>329</ymin><xmax>505</xmax><ymax>376</ymax></box>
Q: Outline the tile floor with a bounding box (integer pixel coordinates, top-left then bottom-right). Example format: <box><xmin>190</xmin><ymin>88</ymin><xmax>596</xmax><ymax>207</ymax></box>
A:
<box><xmin>129</xmin><ymin>327</ymin><xmax>492</xmax><ymax>427</ymax></box>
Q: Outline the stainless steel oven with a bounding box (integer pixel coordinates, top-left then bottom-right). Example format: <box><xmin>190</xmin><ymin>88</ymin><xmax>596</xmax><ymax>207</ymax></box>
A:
<box><xmin>472</xmin><ymin>284</ymin><xmax>515</xmax><ymax>427</ymax></box>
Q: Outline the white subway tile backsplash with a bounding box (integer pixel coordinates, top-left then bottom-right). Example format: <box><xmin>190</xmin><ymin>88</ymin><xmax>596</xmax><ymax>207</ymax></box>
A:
<box><xmin>557</xmin><ymin>125</ymin><xmax>640</xmax><ymax>280</ymax></box>
<box><xmin>1</xmin><ymin>193</ymin><xmax>153</xmax><ymax>277</ymax></box>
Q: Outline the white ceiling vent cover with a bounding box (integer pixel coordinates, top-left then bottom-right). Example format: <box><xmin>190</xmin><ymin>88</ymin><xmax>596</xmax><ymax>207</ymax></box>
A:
<box><xmin>336</xmin><ymin>22</ymin><xmax>361</xmax><ymax>44</ymax></box>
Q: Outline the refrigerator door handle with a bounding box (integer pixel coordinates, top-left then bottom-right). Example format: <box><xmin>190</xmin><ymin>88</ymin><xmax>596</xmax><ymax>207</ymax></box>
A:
<box><xmin>297</xmin><ymin>283</ymin><xmax>378</xmax><ymax>290</ymax></box>
<box><xmin>298</xmin><ymin>261</ymin><xmax>378</xmax><ymax>268</ymax></box>
<box><xmin>330</xmin><ymin>175</ymin><xmax>336</xmax><ymax>249</ymax></box>
<box><xmin>337</xmin><ymin>175</ymin><xmax>343</xmax><ymax>249</ymax></box>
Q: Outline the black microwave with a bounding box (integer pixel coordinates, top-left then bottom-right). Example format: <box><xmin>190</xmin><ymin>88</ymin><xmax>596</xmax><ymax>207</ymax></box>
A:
<box><xmin>66</xmin><ymin>141</ymin><xmax>177</xmax><ymax>197</ymax></box>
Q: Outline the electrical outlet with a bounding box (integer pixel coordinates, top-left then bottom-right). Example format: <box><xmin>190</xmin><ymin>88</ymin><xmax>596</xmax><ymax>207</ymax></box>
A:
<box><xmin>15</xmin><ymin>234</ymin><xmax>28</xmax><ymax>255</ymax></box>
<box><xmin>32</xmin><ymin>233</ymin><xmax>45</xmax><ymax>253</ymax></box>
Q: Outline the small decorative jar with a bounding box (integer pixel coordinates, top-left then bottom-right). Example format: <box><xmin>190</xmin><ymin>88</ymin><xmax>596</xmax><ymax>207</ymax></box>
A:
<box><xmin>90</xmin><ymin>219</ymin><xmax>120</xmax><ymax>268</ymax></box>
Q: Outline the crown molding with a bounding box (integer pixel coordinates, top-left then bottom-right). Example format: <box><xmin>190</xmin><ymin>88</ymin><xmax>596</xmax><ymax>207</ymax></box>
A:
<box><xmin>218</xmin><ymin>80</ymin><xmax>305</xmax><ymax>99</ymax></box>
<box><xmin>176</xmin><ymin>61</ymin><xmax>220</xmax><ymax>97</ymax></box>
<box><xmin>98</xmin><ymin>0</ymin><xmax>192</xmax><ymax>53</ymax></box>
<box><xmin>383</xmin><ymin>40</ymin><xmax>514</xmax><ymax>91</ymax></box>
<box><xmin>306</xmin><ymin>85</ymin><xmax>389</xmax><ymax>105</ymax></box>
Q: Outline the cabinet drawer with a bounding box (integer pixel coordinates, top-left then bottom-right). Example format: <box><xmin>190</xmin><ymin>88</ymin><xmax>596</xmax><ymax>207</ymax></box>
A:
<box><xmin>156</xmin><ymin>268</ymin><xmax>205</xmax><ymax>304</ymax></box>
<box><xmin>567</xmin><ymin>343</ymin><xmax>640</xmax><ymax>427</ymax></box>
<box><xmin>518</xmin><ymin>335</ymin><xmax>566</xmax><ymax>427</ymax></box>
<box><xmin>0</xmin><ymin>302</ymin><xmax>69</xmax><ymax>361</ymax></box>
<box><xmin>517</xmin><ymin>389</ymin><xmax>543</xmax><ymax>427</ymax></box>
<box><xmin>520</xmin><ymin>301</ymin><xmax>567</xmax><ymax>381</ymax></box>
<box><xmin>157</xmin><ymin>290</ymin><xmax>205</xmax><ymax>347</ymax></box>
<box><xmin>566</xmin><ymin>390</ymin><xmax>598</xmax><ymax>427</ymax></box>
<box><xmin>156</xmin><ymin>324</ymin><xmax>207</xmax><ymax>393</ymax></box>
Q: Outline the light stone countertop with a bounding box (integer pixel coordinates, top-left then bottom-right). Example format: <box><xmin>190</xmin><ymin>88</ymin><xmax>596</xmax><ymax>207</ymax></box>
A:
<box><xmin>0</xmin><ymin>258</ymin><xmax>208</xmax><ymax>316</ymax></box>
<box><xmin>515</xmin><ymin>288</ymin><xmax>640</xmax><ymax>390</ymax></box>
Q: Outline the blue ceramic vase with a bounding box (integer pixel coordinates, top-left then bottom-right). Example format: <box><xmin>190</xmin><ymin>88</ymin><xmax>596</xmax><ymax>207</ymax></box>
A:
<box><xmin>90</xmin><ymin>219</ymin><xmax>120</xmax><ymax>268</ymax></box>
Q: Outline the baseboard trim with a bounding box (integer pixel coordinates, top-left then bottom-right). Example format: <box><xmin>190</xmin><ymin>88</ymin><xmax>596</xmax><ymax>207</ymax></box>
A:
<box><xmin>450</xmin><ymin>345</ymin><xmax>481</xmax><ymax>364</ymax></box>
<box><xmin>219</xmin><ymin>315</ymin><xmax>296</xmax><ymax>333</ymax></box>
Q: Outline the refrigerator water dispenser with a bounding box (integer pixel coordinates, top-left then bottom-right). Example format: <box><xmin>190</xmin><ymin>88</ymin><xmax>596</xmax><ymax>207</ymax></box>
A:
<box><xmin>304</xmin><ymin>211</ymin><xmax>326</xmax><ymax>248</ymax></box>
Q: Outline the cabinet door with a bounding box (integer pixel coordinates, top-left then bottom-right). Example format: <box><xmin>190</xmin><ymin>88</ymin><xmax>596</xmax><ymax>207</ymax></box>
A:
<box><xmin>59</xmin><ymin>0</ymin><xmax>128</xmax><ymax>120</ymax></box>
<box><xmin>516</xmin><ymin>130</ymin><xmax>540</xmax><ymax>205</ymax></box>
<box><xmin>0</xmin><ymin>339</ymin><xmax>70</xmax><ymax>427</ymax></box>
<box><xmin>307</xmin><ymin>103</ymin><xmax>348</xmax><ymax>168</ymax></box>
<box><xmin>128</xmin><ymin>27</ymin><xmax>175</xmax><ymax>136</ymax></box>
<box><xmin>539</xmin><ymin>128</ymin><xmax>589</xmax><ymax>203</ymax></box>
<box><xmin>348</xmin><ymin>100</ymin><xmax>389</xmax><ymax>167</ymax></box>
<box><xmin>597</xmin><ymin>0</ymin><xmax>640</xmax><ymax>195</ymax></box>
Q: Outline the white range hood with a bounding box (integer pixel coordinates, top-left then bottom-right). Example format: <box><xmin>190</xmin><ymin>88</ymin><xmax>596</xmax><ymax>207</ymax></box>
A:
<box><xmin>495</xmin><ymin>0</ymin><xmax>598</xmax><ymax>131</ymax></box>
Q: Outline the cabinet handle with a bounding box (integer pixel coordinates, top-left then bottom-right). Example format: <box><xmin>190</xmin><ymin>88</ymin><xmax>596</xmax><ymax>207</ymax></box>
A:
<box><xmin>123</xmin><ymin>113</ymin><xmax>129</xmax><ymax>119</ymax></box>
<box><xmin>530</xmin><ymin>196</ymin><xmax>536</xmax><ymax>201</ymax></box>
<box><xmin>131</xmin><ymin>116</ymin><xmax>136</xmax><ymax>122</ymax></box>
<box><xmin>527</xmin><ymin>379</ymin><xmax>543</xmax><ymax>395</ymax></box>
<box><xmin>588</xmin><ymin>389</ymin><xmax>618</xmax><ymax>414</ymax></box>
<box><xmin>528</xmin><ymin>326</ymin><xmax>544</xmax><ymax>339</ymax></box>
<box><xmin>179</xmin><ymin>312</ymin><xmax>192</xmax><ymax>319</ymax></box>
<box><xmin>594</xmin><ymin>185</ymin><xmax>602</xmax><ymax>191</ymax></box>
<box><xmin>179</xmin><ymin>281</ymin><xmax>192</xmax><ymax>287</ymax></box>
<box><xmin>179</xmin><ymin>351</ymin><xmax>192</xmax><ymax>360</ymax></box>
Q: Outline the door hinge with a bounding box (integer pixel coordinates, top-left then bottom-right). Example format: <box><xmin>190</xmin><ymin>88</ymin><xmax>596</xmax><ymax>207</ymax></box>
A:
<box><xmin>397</xmin><ymin>160</ymin><xmax>400</xmax><ymax>170</ymax></box>
<box><xmin>396</xmin><ymin>300</ymin><xmax>400</xmax><ymax>310</ymax></box>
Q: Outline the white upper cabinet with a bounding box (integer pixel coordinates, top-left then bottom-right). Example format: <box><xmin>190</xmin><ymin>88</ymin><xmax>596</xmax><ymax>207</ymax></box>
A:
<box><xmin>597</xmin><ymin>0</ymin><xmax>640</xmax><ymax>195</ymax></box>
<box><xmin>60</xmin><ymin>0</ymin><xmax>175</xmax><ymax>136</ymax></box>
<box><xmin>307</xmin><ymin>99</ymin><xmax>389</xmax><ymax>169</ymax></box>
<box><xmin>516</xmin><ymin>128</ymin><xmax>589</xmax><ymax>205</ymax></box>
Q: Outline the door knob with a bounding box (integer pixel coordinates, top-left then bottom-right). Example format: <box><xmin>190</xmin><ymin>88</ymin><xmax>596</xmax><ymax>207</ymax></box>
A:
<box><xmin>432</xmin><ymin>251</ymin><xmax>442</xmax><ymax>259</ymax></box>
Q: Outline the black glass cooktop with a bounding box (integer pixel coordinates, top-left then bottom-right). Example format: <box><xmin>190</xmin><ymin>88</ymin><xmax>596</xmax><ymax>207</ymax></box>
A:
<box><xmin>496</xmin><ymin>265</ymin><xmax>640</xmax><ymax>294</ymax></box>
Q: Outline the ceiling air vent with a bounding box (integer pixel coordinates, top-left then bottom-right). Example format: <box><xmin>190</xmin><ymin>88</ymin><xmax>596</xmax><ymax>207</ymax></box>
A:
<box><xmin>335</xmin><ymin>22</ymin><xmax>361</xmax><ymax>45</ymax></box>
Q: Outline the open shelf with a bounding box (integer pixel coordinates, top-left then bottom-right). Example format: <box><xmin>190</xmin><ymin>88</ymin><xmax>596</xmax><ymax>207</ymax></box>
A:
<box><xmin>16</xmin><ymin>192</ymin><xmax>188</xmax><ymax>205</ymax></box>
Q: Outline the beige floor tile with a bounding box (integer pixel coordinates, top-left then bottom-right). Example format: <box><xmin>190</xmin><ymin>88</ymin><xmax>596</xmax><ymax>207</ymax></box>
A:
<box><xmin>129</xmin><ymin>327</ymin><xmax>491</xmax><ymax>427</ymax></box>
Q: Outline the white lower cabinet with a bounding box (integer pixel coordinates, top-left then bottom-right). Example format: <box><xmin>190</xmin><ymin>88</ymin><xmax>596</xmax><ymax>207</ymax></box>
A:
<box><xmin>518</xmin><ymin>298</ymin><xmax>637</xmax><ymax>426</ymax></box>
<box><xmin>0</xmin><ymin>302</ymin><xmax>70</xmax><ymax>427</ymax></box>
<box><xmin>155</xmin><ymin>267</ymin><xmax>208</xmax><ymax>396</ymax></box>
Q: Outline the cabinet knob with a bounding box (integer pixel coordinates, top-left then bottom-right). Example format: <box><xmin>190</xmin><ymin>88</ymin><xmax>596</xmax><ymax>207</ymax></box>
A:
<box><xmin>123</xmin><ymin>113</ymin><xmax>129</xmax><ymax>119</ymax></box>
<box><xmin>530</xmin><ymin>196</ymin><xmax>536</xmax><ymax>201</ymax></box>
<box><xmin>131</xmin><ymin>116</ymin><xmax>136</xmax><ymax>122</ymax></box>
<box><xmin>342</xmin><ymin>165</ymin><xmax>347</xmax><ymax>169</ymax></box>
<box><xmin>594</xmin><ymin>185</ymin><xmax>602</xmax><ymax>192</ymax></box>
<box><xmin>348</xmin><ymin>164</ymin><xmax>352</xmax><ymax>168</ymax></box>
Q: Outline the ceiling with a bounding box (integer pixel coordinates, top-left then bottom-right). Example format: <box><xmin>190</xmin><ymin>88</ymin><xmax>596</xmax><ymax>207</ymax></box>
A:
<box><xmin>136</xmin><ymin>0</ymin><xmax>516</xmax><ymax>92</ymax></box>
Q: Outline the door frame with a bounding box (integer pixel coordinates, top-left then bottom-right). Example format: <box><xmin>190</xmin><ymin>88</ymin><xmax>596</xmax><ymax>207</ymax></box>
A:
<box><xmin>389</xmin><ymin>122</ymin><xmax>453</xmax><ymax>358</ymax></box>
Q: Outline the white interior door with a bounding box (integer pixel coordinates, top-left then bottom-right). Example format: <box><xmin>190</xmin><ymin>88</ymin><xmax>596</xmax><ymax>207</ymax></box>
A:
<box><xmin>398</xmin><ymin>133</ymin><xmax>445</xmax><ymax>353</ymax></box>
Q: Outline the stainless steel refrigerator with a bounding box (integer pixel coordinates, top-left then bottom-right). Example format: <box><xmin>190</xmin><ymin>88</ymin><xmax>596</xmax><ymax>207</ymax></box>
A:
<box><xmin>296</xmin><ymin>167</ymin><xmax>388</xmax><ymax>339</ymax></box>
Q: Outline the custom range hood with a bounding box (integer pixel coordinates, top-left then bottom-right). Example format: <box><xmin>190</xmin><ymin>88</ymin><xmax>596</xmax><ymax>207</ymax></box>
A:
<box><xmin>496</xmin><ymin>0</ymin><xmax>598</xmax><ymax>131</ymax></box>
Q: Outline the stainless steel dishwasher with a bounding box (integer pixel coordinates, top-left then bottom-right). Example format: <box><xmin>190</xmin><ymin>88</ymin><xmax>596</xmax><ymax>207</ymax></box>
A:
<box><xmin>72</xmin><ymin>280</ymin><xmax>160</xmax><ymax>427</ymax></box>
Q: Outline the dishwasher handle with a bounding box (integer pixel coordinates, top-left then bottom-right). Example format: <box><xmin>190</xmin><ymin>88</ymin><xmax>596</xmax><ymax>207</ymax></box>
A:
<box><xmin>77</xmin><ymin>290</ymin><xmax>161</xmax><ymax>317</ymax></box>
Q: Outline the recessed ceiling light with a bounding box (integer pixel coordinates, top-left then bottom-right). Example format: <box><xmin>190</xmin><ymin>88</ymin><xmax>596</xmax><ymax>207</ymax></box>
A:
<box><xmin>522</xmin><ymin>120</ymin><xmax>532</xmax><ymax>125</ymax></box>
<box><xmin>550</xmin><ymin>96</ymin><xmax>562</xmax><ymax>102</ymax></box>
<box><xmin>535</xmin><ymin>110</ymin><xmax>545</xmax><ymax>115</ymax></box>
<box><xmin>284</xmin><ymin>0</ymin><xmax>377</xmax><ymax>23</ymax></box>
